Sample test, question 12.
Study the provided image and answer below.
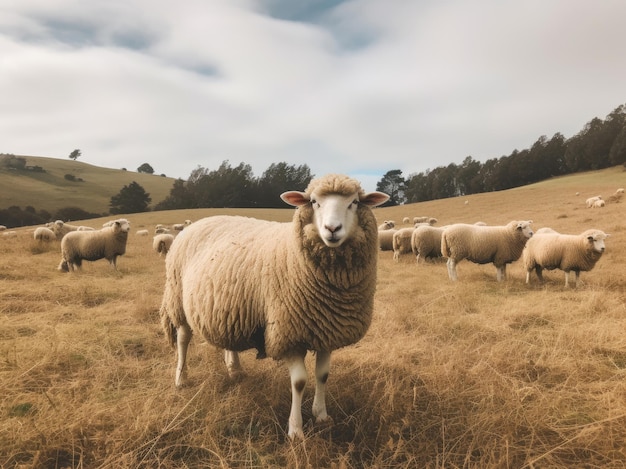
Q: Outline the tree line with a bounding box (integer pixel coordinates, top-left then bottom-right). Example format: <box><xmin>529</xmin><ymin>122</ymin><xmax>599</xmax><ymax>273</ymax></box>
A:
<box><xmin>377</xmin><ymin>104</ymin><xmax>626</xmax><ymax>205</ymax></box>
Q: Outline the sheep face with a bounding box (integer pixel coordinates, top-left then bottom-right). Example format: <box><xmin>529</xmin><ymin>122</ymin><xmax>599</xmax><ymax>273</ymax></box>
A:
<box><xmin>586</xmin><ymin>231</ymin><xmax>608</xmax><ymax>254</ymax></box>
<box><xmin>113</xmin><ymin>219</ymin><xmax>131</xmax><ymax>233</ymax></box>
<box><xmin>281</xmin><ymin>190</ymin><xmax>388</xmax><ymax>248</ymax></box>
<box><xmin>516</xmin><ymin>221</ymin><xmax>534</xmax><ymax>239</ymax></box>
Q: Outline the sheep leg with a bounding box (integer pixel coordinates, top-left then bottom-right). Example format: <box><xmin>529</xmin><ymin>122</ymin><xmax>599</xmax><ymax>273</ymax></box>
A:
<box><xmin>574</xmin><ymin>271</ymin><xmax>581</xmax><ymax>288</ymax></box>
<box><xmin>312</xmin><ymin>350</ymin><xmax>331</xmax><ymax>424</ymax></box>
<box><xmin>224</xmin><ymin>350</ymin><xmax>242</xmax><ymax>378</ymax></box>
<box><xmin>446</xmin><ymin>258</ymin><xmax>458</xmax><ymax>281</ymax></box>
<box><xmin>564</xmin><ymin>271</ymin><xmax>571</xmax><ymax>288</ymax></box>
<box><xmin>496</xmin><ymin>265</ymin><xmax>506</xmax><ymax>282</ymax></box>
<box><xmin>535</xmin><ymin>266</ymin><xmax>544</xmax><ymax>283</ymax></box>
<box><xmin>175</xmin><ymin>323</ymin><xmax>192</xmax><ymax>387</ymax></box>
<box><xmin>286</xmin><ymin>354</ymin><xmax>307</xmax><ymax>440</ymax></box>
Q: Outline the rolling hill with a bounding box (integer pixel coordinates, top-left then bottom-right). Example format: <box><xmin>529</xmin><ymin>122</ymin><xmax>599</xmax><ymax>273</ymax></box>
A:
<box><xmin>0</xmin><ymin>154</ymin><xmax>177</xmax><ymax>214</ymax></box>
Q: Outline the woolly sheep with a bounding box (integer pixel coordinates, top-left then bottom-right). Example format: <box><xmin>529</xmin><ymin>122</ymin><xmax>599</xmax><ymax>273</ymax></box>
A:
<box><xmin>77</xmin><ymin>226</ymin><xmax>95</xmax><ymax>231</ymax></box>
<box><xmin>441</xmin><ymin>220</ymin><xmax>534</xmax><ymax>281</ymax></box>
<box><xmin>49</xmin><ymin>220</ymin><xmax>80</xmax><ymax>240</ymax></box>
<box><xmin>34</xmin><ymin>226</ymin><xmax>55</xmax><ymax>242</ymax></box>
<box><xmin>153</xmin><ymin>233</ymin><xmax>174</xmax><ymax>257</ymax></box>
<box><xmin>592</xmin><ymin>199</ymin><xmax>605</xmax><ymax>208</ymax></box>
<box><xmin>58</xmin><ymin>218</ymin><xmax>131</xmax><ymax>272</ymax></box>
<box><xmin>378</xmin><ymin>228</ymin><xmax>397</xmax><ymax>251</ymax></box>
<box><xmin>160</xmin><ymin>174</ymin><xmax>389</xmax><ymax>439</ymax></box>
<box><xmin>392</xmin><ymin>227</ymin><xmax>416</xmax><ymax>261</ymax></box>
<box><xmin>3</xmin><ymin>231</ymin><xmax>17</xmax><ymax>238</ymax></box>
<box><xmin>378</xmin><ymin>220</ymin><xmax>395</xmax><ymax>230</ymax></box>
<box><xmin>155</xmin><ymin>227</ymin><xmax>172</xmax><ymax>234</ymax></box>
<box><xmin>172</xmin><ymin>223</ymin><xmax>185</xmax><ymax>231</ymax></box>
<box><xmin>402</xmin><ymin>217</ymin><xmax>411</xmax><ymax>224</ymax></box>
<box><xmin>136</xmin><ymin>229</ymin><xmax>150</xmax><ymax>236</ymax></box>
<box><xmin>411</xmin><ymin>225</ymin><xmax>445</xmax><ymax>263</ymax></box>
<box><xmin>413</xmin><ymin>216</ymin><xmax>428</xmax><ymax>224</ymax></box>
<box><xmin>586</xmin><ymin>196</ymin><xmax>602</xmax><ymax>208</ymax></box>
<box><xmin>523</xmin><ymin>229</ymin><xmax>608</xmax><ymax>288</ymax></box>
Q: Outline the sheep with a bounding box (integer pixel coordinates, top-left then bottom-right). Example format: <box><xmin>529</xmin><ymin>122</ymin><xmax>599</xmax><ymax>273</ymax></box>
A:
<box><xmin>172</xmin><ymin>223</ymin><xmax>185</xmax><ymax>231</ymax></box>
<box><xmin>402</xmin><ymin>217</ymin><xmax>411</xmax><ymax>224</ymax></box>
<box><xmin>592</xmin><ymin>199</ymin><xmax>605</xmax><ymax>208</ymax></box>
<box><xmin>136</xmin><ymin>229</ymin><xmax>150</xmax><ymax>236</ymax></box>
<box><xmin>586</xmin><ymin>196</ymin><xmax>602</xmax><ymax>208</ymax></box>
<box><xmin>523</xmin><ymin>229</ymin><xmax>608</xmax><ymax>288</ymax></box>
<box><xmin>49</xmin><ymin>220</ymin><xmax>79</xmax><ymax>240</ymax></box>
<box><xmin>77</xmin><ymin>226</ymin><xmax>95</xmax><ymax>231</ymax></box>
<box><xmin>378</xmin><ymin>228</ymin><xmax>397</xmax><ymax>251</ymax></box>
<box><xmin>2</xmin><ymin>231</ymin><xmax>17</xmax><ymax>238</ymax></box>
<box><xmin>153</xmin><ymin>233</ymin><xmax>175</xmax><ymax>257</ymax></box>
<box><xmin>33</xmin><ymin>226</ymin><xmax>55</xmax><ymax>242</ymax></box>
<box><xmin>0</xmin><ymin>225</ymin><xmax>6</xmax><ymax>231</ymax></box>
<box><xmin>411</xmin><ymin>225</ymin><xmax>445</xmax><ymax>263</ymax></box>
<box><xmin>413</xmin><ymin>216</ymin><xmax>428</xmax><ymax>224</ymax></box>
<box><xmin>58</xmin><ymin>218</ymin><xmax>131</xmax><ymax>272</ymax></box>
<box><xmin>441</xmin><ymin>220</ymin><xmax>534</xmax><ymax>281</ymax></box>
<box><xmin>378</xmin><ymin>220</ymin><xmax>395</xmax><ymax>230</ymax></box>
<box><xmin>392</xmin><ymin>227</ymin><xmax>416</xmax><ymax>261</ymax></box>
<box><xmin>607</xmin><ymin>189</ymin><xmax>623</xmax><ymax>204</ymax></box>
<box><xmin>159</xmin><ymin>174</ymin><xmax>389</xmax><ymax>439</ymax></box>
<box><xmin>155</xmin><ymin>227</ymin><xmax>172</xmax><ymax>234</ymax></box>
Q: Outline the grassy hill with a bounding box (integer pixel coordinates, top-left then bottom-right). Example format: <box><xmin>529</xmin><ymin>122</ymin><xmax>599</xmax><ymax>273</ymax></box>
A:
<box><xmin>0</xmin><ymin>155</ymin><xmax>177</xmax><ymax>214</ymax></box>
<box><xmin>1</xmin><ymin>166</ymin><xmax>626</xmax><ymax>467</ymax></box>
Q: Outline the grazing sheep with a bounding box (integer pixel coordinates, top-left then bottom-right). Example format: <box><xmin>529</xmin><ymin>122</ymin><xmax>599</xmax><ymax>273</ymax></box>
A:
<box><xmin>153</xmin><ymin>233</ymin><xmax>175</xmax><ymax>257</ymax></box>
<box><xmin>136</xmin><ymin>229</ymin><xmax>150</xmax><ymax>236</ymax></box>
<box><xmin>160</xmin><ymin>174</ymin><xmax>388</xmax><ymax>439</ymax></box>
<box><xmin>58</xmin><ymin>218</ymin><xmax>131</xmax><ymax>272</ymax></box>
<box><xmin>77</xmin><ymin>226</ymin><xmax>95</xmax><ymax>231</ymax></box>
<box><xmin>392</xmin><ymin>227</ymin><xmax>416</xmax><ymax>261</ymax></box>
<box><xmin>441</xmin><ymin>220</ymin><xmax>534</xmax><ymax>281</ymax></box>
<box><xmin>155</xmin><ymin>227</ymin><xmax>172</xmax><ymax>234</ymax></box>
<box><xmin>172</xmin><ymin>223</ymin><xmax>185</xmax><ymax>231</ymax></box>
<box><xmin>378</xmin><ymin>228</ymin><xmax>397</xmax><ymax>251</ymax></box>
<box><xmin>378</xmin><ymin>220</ymin><xmax>395</xmax><ymax>230</ymax></box>
<box><xmin>413</xmin><ymin>216</ymin><xmax>428</xmax><ymax>224</ymax></box>
<box><xmin>402</xmin><ymin>217</ymin><xmax>411</xmax><ymax>224</ymax></box>
<box><xmin>34</xmin><ymin>226</ymin><xmax>55</xmax><ymax>242</ymax></box>
<box><xmin>523</xmin><ymin>229</ymin><xmax>608</xmax><ymax>288</ymax></box>
<box><xmin>411</xmin><ymin>225</ymin><xmax>445</xmax><ymax>263</ymax></box>
<box><xmin>586</xmin><ymin>196</ymin><xmax>602</xmax><ymax>208</ymax></box>
<box><xmin>2</xmin><ymin>231</ymin><xmax>17</xmax><ymax>238</ymax></box>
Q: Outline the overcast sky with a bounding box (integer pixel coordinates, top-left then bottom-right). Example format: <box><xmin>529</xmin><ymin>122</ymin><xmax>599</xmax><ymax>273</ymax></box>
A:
<box><xmin>1</xmin><ymin>0</ymin><xmax>625</xmax><ymax>191</ymax></box>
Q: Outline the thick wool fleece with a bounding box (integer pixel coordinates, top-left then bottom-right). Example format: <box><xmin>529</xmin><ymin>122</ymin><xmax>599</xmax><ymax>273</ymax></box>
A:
<box><xmin>161</xmin><ymin>175</ymin><xmax>379</xmax><ymax>359</ymax></box>
<box><xmin>523</xmin><ymin>229</ymin><xmax>606</xmax><ymax>273</ymax></box>
<box><xmin>59</xmin><ymin>222</ymin><xmax>129</xmax><ymax>269</ymax></box>
<box><xmin>412</xmin><ymin>226</ymin><xmax>445</xmax><ymax>260</ymax></box>
<box><xmin>441</xmin><ymin>221</ymin><xmax>531</xmax><ymax>267</ymax></box>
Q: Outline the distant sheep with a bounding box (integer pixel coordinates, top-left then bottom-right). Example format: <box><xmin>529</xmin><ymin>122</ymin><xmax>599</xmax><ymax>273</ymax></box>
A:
<box><xmin>172</xmin><ymin>224</ymin><xmax>185</xmax><ymax>231</ymax></box>
<box><xmin>441</xmin><ymin>220</ymin><xmax>534</xmax><ymax>281</ymax></box>
<box><xmin>49</xmin><ymin>220</ymin><xmax>80</xmax><ymax>240</ymax></box>
<box><xmin>0</xmin><ymin>225</ymin><xmax>6</xmax><ymax>231</ymax></box>
<box><xmin>136</xmin><ymin>229</ymin><xmax>150</xmax><ymax>236</ymax></box>
<box><xmin>2</xmin><ymin>231</ymin><xmax>17</xmax><ymax>238</ymax></box>
<box><xmin>523</xmin><ymin>229</ymin><xmax>609</xmax><ymax>288</ymax></box>
<box><xmin>607</xmin><ymin>189</ymin><xmax>624</xmax><ymax>204</ymax></box>
<box><xmin>160</xmin><ymin>174</ymin><xmax>388</xmax><ymax>439</ymax></box>
<box><xmin>155</xmin><ymin>227</ymin><xmax>172</xmax><ymax>235</ymax></box>
<box><xmin>58</xmin><ymin>218</ymin><xmax>131</xmax><ymax>272</ymax></box>
<box><xmin>402</xmin><ymin>217</ymin><xmax>411</xmax><ymax>224</ymax></box>
<box><xmin>592</xmin><ymin>199</ymin><xmax>605</xmax><ymax>208</ymax></box>
<box><xmin>153</xmin><ymin>233</ymin><xmax>175</xmax><ymax>257</ymax></box>
<box><xmin>34</xmin><ymin>226</ymin><xmax>55</xmax><ymax>242</ymax></box>
<box><xmin>77</xmin><ymin>226</ymin><xmax>95</xmax><ymax>231</ymax></box>
<box><xmin>378</xmin><ymin>229</ymin><xmax>397</xmax><ymax>251</ymax></box>
<box><xmin>378</xmin><ymin>220</ymin><xmax>395</xmax><ymax>230</ymax></box>
<box><xmin>411</xmin><ymin>225</ymin><xmax>445</xmax><ymax>263</ymax></box>
<box><xmin>586</xmin><ymin>196</ymin><xmax>602</xmax><ymax>208</ymax></box>
<box><xmin>392</xmin><ymin>227</ymin><xmax>415</xmax><ymax>261</ymax></box>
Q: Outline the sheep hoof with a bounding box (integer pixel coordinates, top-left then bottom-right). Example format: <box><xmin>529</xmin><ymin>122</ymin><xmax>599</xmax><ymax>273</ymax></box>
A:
<box><xmin>287</xmin><ymin>427</ymin><xmax>305</xmax><ymax>441</ymax></box>
<box><xmin>315</xmin><ymin>414</ymin><xmax>334</xmax><ymax>427</ymax></box>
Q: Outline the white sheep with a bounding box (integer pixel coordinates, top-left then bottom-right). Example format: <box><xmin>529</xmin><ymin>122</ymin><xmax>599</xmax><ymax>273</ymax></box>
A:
<box><xmin>153</xmin><ymin>233</ymin><xmax>175</xmax><ymax>257</ymax></box>
<box><xmin>160</xmin><ymin>174</ymin><xmax>389</xmax><ymax>439</ymax></box>
<box><xmin>2</xmin><ymin>231</ymin><xmax>17</xmax><ymax>238</ymax></box>
<box><xmin>136</xmin><ymin>229</ymin><xmax>150</xmax><ymax>236</ymax></box>
<box><xmin>77</xmin><ymin>226</ymin><xmax>95</xmax><ymax>231</ymax></box>
<box><xmin>523</xmin><ymin>229</ymin><xmax>608</xmax><ymax>288</ymax></box>
<box><xmin>58</xmin><ymin>218</ymin><xmax>131</xmax><ymax>272</ymax></box>
<box><xmin>378</xmin><ymin>228</ymin><xmax>397</xmax><ymax>251</ymax></box>
<box><xmin>592</xmin><ymin>199</ymin><xmax>605</xmax><ymax>208</ymax></box>
<box><xmin>392</xmin><ymin>227</ymin><xmax>416</xmax><ymax>261</ymax></box>
<box><xmin>441</xmin><ymin>220</ymin><xmax>534</xmax><ymax>281</ymax></box>
<box><xmin>402</xmin><ymin>217</ymin><xmax>411</xmax><ymax>224</ymax></box>
<box><xmin>172</xmin><ymin>223</ymin><xmax>185</xmax><ymax>231</ymax></box>
<box><xmin>411</xmin><ymin>225</ymin><xmax>445</xmax><ymax>263</ymax></box>
<box><xmin>49</xmin><ymin>220</ymin><xmax>80</xmax><ymax>240</ymax></box>
<box><xmin>586</xmin><ymin>196</ymin><xmax>602</xmax><ymax>208</ymax></box>
<box><xmin>377</xmin><ymin>220</ymin><xmax>395</xmax><ymax>230</ymax></box>
<box><xmin>33</xmin><ymin>226</ymin><xmax>55</xmax><ymax>242</ymax></box>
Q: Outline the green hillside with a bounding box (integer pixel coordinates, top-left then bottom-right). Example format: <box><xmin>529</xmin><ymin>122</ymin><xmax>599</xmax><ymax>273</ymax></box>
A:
<box><xmin>0</xmin><ymin>155</ymin><xmax>177</xmax><ymax>214</ymax></box>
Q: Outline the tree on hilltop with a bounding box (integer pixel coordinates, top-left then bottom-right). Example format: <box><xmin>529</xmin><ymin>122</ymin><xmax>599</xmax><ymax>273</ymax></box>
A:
<box><xmin>69</xmin><ymin>149</ymin><xmax>81</xmax><ymax>161</ymax></box>
<box><xmin>109</xmin><ymin>181</ymin><xmax>151</xmax><ymax>214</ymax></box>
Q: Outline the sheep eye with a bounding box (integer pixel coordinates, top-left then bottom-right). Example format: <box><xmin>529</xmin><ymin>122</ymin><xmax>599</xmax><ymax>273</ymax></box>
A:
<box><xmin>310</xmin><ymin>199</ymin><xmax>319</xmax><ymax>208</ymax></box>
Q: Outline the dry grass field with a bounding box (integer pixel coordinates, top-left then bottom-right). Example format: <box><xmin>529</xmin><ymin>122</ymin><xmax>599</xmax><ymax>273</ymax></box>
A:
<box><xmin>1</xmin><ymin>166</ymin><xmax>625</xmax><ymax>468</ymax></box>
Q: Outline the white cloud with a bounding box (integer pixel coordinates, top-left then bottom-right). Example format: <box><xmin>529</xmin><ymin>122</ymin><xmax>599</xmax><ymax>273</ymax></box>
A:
<box><xmin>1</xmin><ymin>0</ymin><xmax>625</xmax><ymax>192</ymax></box>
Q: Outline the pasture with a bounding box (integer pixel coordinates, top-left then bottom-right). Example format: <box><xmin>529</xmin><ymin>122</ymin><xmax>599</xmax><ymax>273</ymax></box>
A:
<box><xmin>1</xmin><ymin>167</ymin><xmax>625</xmax><ymax>468</ymax></box>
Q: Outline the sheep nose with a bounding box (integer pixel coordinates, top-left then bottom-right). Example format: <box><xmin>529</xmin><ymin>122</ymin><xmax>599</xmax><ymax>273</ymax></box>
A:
<box><xmin>325</xmin><ymin>224</ymin><xmax>342</xmax><ymax>234</ymax></box>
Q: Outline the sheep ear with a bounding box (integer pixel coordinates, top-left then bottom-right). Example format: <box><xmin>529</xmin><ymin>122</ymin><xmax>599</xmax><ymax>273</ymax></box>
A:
<box><xmin>281</xmin><ymin>191</ymin><xmax>309</xmax><ymax>207</ymax></box>
<box><xmin>361</xmin><ymin>191</ymin><xmax>389</xmax><ymax>207</ymax></box>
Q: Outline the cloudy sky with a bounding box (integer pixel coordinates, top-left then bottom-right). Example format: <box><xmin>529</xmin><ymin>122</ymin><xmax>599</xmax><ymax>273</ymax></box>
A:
<box><xmin>1</xmin><ymin>0</ymin><xmax>625</xmax><ymax>191</ymax></box>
